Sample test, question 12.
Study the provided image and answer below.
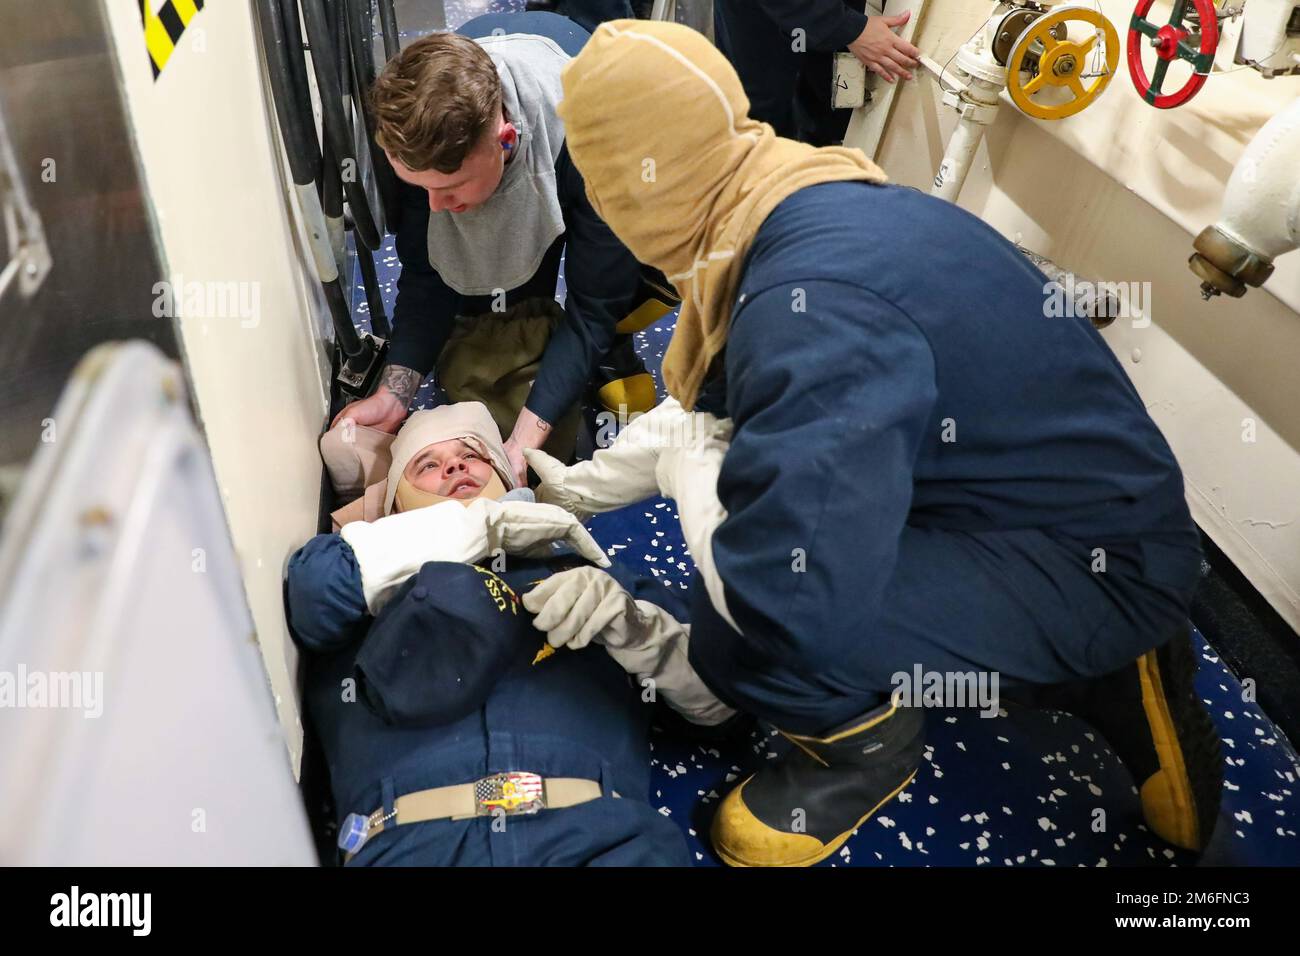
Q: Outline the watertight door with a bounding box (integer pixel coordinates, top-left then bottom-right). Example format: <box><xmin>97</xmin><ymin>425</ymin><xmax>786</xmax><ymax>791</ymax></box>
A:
<box><xmin>0</xmin><ymin>341</ymin><xmax>316</xmax><ymax>865</ymax></box>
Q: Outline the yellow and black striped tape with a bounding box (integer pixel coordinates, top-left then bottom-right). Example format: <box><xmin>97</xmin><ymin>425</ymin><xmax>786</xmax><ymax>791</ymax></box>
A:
<box><xmin>140</xmin><ymin>0</ymin><xmax>206</xmax><ymax>79</ymax></box>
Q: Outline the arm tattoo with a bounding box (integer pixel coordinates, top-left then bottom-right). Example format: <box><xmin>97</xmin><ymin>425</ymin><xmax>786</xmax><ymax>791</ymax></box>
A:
<box><xmin>380</xmin><ymin>365</ymin><xmax>422</xmax><ymax>407</ymax></box>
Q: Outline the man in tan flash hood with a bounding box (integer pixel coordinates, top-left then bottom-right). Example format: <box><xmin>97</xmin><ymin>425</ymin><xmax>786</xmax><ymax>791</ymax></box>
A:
<box><xmin>526</xmin><ymin>20</ymin><xmax>1222</xmax><ymax>867</ymax></box>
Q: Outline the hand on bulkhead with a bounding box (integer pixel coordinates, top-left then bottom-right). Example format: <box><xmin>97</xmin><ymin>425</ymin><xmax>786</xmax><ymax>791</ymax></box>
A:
<box><xmin>341</xmin><ymin>498</ymin><xmax>609</xmax><ymax>614</ymax></box>
<box><xmin>849</xmin><ymin>11</ymin><xmax>921</xmax><ymax>83</ymax></box>
<box><xmin>522</xmin><ymin>566</ymin><xmax>737</xmax><ymax>726</ymax></box>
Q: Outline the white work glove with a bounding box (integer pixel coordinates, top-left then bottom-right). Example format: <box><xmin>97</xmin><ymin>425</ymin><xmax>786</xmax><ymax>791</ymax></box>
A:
<box><xmin>340</xmin><ymin>498</ymin><xmax>610</xmax><ymax>614</ymax></box>
<box><xmin>652</xmin><ymin>415</ymin><xmax>740</xmax><ymax>634</ymax></box>
<box><xmin>523</xmin><ymin>397</ymin><xmax>692</xmax><ymax>520</ymax></box>
<box><xmin>522</xmin><ymin>567</ymin><xmax>736</xmax><ymax>726</ymax></box>
<box><xmin>527</xmin><ymin>396</ymin><xmax>741</xmax><ymax>634</ymax></box>
<box><xmin>522</xmin><ymin>565</ymin><xmax>663</xmax><ymax>651</ymax></box>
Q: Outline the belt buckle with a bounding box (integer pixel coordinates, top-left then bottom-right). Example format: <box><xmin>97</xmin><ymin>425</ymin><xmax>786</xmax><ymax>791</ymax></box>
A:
<box><xmin>475</xmin><ymin>771</ymin><xmax>546</xmax><ymax>816</ymax></box>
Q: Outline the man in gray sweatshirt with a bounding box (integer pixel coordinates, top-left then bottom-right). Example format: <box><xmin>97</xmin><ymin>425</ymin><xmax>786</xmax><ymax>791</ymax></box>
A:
<box><xmin>334</xmin><ymin>12</ymin><xmax>663</xmax><ymax>486</ymax></box>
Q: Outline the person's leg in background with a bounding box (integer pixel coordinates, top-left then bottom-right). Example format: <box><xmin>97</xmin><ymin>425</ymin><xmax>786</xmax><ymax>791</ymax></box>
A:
<box><xmin>462</xmin><ymin>8</ymin><xmax>592</xmax><ymax>51</ymax></box>
<box><xmin>542</xmin><ymin>0</ymin><xmax>635</xmax><ymax>33</ymax></box>
<box><xmin>713</xmin><ymin>0</ymin><xmax>802</xmax><ymax>139</ymax></box>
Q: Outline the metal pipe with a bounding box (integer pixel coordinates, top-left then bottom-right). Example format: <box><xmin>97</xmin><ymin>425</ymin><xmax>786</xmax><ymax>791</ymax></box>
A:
<box><xmin>1017</xmin><ymin>245</ymin><xmax>1123</xmax><ymax>329</ymax></box>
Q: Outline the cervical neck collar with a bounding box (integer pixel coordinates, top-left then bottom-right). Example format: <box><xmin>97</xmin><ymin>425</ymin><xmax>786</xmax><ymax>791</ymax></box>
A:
<box><xmin>393</xmin><ymin>469</ymin><xmax>508</xmax><ymax>512</ymax></box>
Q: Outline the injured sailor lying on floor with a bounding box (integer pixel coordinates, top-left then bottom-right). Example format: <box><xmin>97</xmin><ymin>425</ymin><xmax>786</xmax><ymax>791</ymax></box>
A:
<box><xmin>284</xmin><ymin>401</ymin><xmax>733</xmax><ymax>866</ymax></box>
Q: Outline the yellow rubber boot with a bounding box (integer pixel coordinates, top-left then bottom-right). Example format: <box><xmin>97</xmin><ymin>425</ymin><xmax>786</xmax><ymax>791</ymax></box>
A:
<box><xmin>711</xmin><ymin>701</ymin><xmax>925</xmax><ymax>867</ymax></box>
<box><xmin>596</xmin><ymin>373</ymin><xmax>657</xmax><ymax>416</ymax></box>
<box><xmin>1034</xmin><ymin>630</ymin><xmax>1222</xmax><ymax>851</ymax></box>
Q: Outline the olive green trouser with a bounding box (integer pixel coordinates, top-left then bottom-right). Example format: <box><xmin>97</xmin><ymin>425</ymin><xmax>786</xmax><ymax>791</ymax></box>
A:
<box><xmin>436</xmin><ymin>297</ymin><xmax>581</xmax><ymax>463</ymax></box>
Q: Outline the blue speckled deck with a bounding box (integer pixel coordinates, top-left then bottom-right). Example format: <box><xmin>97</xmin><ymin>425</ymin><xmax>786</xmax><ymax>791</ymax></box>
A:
<box><xmin>346</xmin><ymin>0</ymin><xmax>1300</xmax><ymax>867</ymax></box>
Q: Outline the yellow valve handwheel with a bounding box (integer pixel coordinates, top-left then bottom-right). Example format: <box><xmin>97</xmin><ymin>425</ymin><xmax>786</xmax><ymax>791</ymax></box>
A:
<box><xmin>1007</xmin><ymin>5</ymin><xmax>1119</xmax><ymax>120</ymax></box>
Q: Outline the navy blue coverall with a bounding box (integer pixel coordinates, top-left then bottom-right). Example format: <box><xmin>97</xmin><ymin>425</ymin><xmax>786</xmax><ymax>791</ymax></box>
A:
<box><xmin>286</xmin><ymin>536</ymin><xmax>690</xmax><ymax>866</ymax></box>
<box><xmin>687</xmin><ymin>181</ymin><xmax>1203</xmax><ymax>736</ymax></box>
<box><xmin>714</xmin><ymin>0</ymin><xmax>869</xmax><ymax>145</ymax></box>
<box><xmin>546</xmin><ymin>1</ymin><xmax>638</xmax><ymax>33</ymax></box>
<box><xmin>387</xmin><ymin>13</ymin><xmax>642</xmax><ymax>427</ymax></box>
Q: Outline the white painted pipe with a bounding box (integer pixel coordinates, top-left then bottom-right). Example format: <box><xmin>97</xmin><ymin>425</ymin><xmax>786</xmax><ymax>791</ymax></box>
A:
<box><xmin>932</xmin><ymin>114</ymin><xmax>987</xmax><ymax>201</ymax></box>
<box><xmin>931</xmin><ymin>75</ymin><xmax>1003</xmax><ymax>203</ymax></box>
<box><xmin>1240</xmin><ymin>0</ymin><xmax>1300</xmax><ymax>75</ymax></box>
<box><xmin>1217</xmin><ymin>95</ymin><xmax>1300</xmax><ymax>263</ymax></box>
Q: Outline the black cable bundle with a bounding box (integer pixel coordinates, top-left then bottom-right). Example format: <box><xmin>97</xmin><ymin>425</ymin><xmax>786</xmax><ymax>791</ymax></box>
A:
<box><xmin>254</xmin><ymin>0</ymin><xmax>401</xmax><ymax>393</ymax></box>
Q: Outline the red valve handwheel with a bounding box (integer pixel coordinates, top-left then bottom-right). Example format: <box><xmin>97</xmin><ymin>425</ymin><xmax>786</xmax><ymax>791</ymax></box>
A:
<box><xmin>1127</xmin><ymin>0</ymin><xmax>1219</xmax><ymax>108</ymax></box>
